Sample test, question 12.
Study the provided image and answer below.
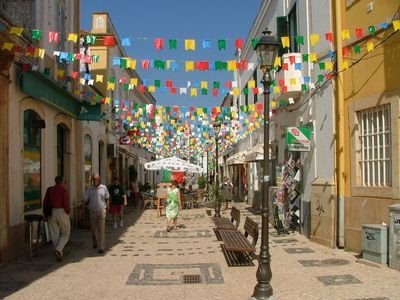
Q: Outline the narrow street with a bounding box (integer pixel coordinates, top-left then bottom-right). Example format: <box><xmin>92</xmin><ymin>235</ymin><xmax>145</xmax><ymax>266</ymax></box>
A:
<box><xmin>1</xmin><ymin>205</ymin><xmax>398</xmax><ymax>300</ymax></box>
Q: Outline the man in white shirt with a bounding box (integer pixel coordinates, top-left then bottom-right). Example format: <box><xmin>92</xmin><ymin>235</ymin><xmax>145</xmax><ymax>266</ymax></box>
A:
<box><xmin>84</xmin><ymin>174</ymin><xmax>110</xmax><ymax>254</ymax></box>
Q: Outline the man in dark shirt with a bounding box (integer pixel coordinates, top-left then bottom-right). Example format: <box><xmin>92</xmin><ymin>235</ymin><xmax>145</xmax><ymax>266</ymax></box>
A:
<box><xmin>108</xmin><ymin>177</ymin><xmax>127</xmax><ymax>229</ymax></box>
<box><xmin>43</xmin><ymin>176</ymin><xmax>70</xmax><ymax>261</ymax></box>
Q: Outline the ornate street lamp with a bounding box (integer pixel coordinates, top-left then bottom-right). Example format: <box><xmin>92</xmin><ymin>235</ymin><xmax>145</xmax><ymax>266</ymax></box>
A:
<box><xmin>213</xmin><ymin>122</ymin><xmax>222</xmax><ymax>217</ymax></box>
<box><xmin>252</xmin><ymin>29</ymin><xmax>279</xmax><ymax>300</ymax></box>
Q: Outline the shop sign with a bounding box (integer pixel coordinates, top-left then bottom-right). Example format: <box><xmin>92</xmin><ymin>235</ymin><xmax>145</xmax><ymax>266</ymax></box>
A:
<box><xmin>286</xmin><ymin>127</ymin><xmax>311</xmax><ymax>152</ymax></box>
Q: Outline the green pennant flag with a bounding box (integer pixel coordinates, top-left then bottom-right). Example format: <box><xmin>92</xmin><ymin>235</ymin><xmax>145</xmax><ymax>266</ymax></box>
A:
<box><xmin>271</xmin><ymin>80</ymin><xmax>276</xmax><ymax>86</ymax></box>
<box><xmin>155</xmin><ymin>80</ymin><xmax>161</xmax><ymax>88</ymax></box>
<box><xmin>295</xmin><ymin>35</ymin><xmax>304</xmax><ymax>45</ymax></box>
<box><xmin>215</xmin><ymin>61</ymin><xmax>222</xmax><ymax>70</ymax></box>
<box><xmin>154</xmin><ymin>60</ymin><xmax>165</xmax><ymax>70</ymax></box>
<box><xmin>123</xmin><ymin>83</ymin><xmax>129</xmax><ymax>91</ymax></box>
<box><xmin>317</xmin><ymin>74</ymin><xmax>324</xmax><ymax>83</ymax></box>
<box><xmin>213</xmin><ymin>81</ymin><xmax>220</xmax><ymax>88</ymax></box>
<box><xmin>169</xmin><ymin>39</ymin><xmax>177</xmax><ymax>50</ymax></box>
<box><xmin>85</xmin><ymin>35</ymin><xmax>96</xmax><ymax>45</ymax></box>
<box><xmin>368</xmin><ymin>25</ymin><xmax>376</xmax><ymax>35</ymax></box>
<box><xmin>217</xmin><ymin>39</ymin><xmax>226</xmax><ymax>50</ymax></box>
<box><xmin>353</xmin><ymin>45</ymin><xmax>361</xmax><ymax>54</ymax></box>
<box><xmin>201</xmin><ymin>88</ymin><xmax>208</xmax><ymax>95</ymax></box>
<box><xmin>240</xmin><ymin>105</ymin><xmax>245</xmax><ymax>112</ymax></box>
<box><xmin>301</xmin><ymin>84</ymin><xmax>308</xmax><ymax>91</ymax></box>
<box><xmin>251</xmin><ymin>38</ymin><xmax>259</xmax><ymax>49</ymax></box>
<box><xmin>302</xmin><ymin>54</ymin><xmax>309</xmax><ymax>62</ymax></box>
<box><xmin>109</xmin><ymin>76</ymin><xmax>116</xmax><ymax>83</ymax></box>
<box><xmin>31</xmin><ymin>29</ymin><xmax>42</xmax><ymax>41</ymax></box>
<box><xmin>203</xmin><ymin>107</ymin><xmax>208</xmax><ymax>113</ymax></box>
<box><xmin>120</xmin><ymin>58</ymin><xmax>127</xmax><ymax>69</ymax></box>
<box><xmin>319</xmin><ymin>62</ymin><xmax>326</xmax><ymax>70</ymax></box>
<box><xmin>243</xmin><ymin>88</ymin><xmax>249</xmax><ymax>95</ymax></box>
<box><xmin>133</xmin><ymin>103</ymin><xmax>138</xmax><ymax>110</ymax></box>
<box><xmin>221</xmin><ymin>62</ymin><xmax>228</xmax><ymax>70</ymax></box>
<box><xmin>165</xmin><ymin>106</ymin><xmax>171</xmax><ymax>113</ymax></box>
<box><xmin>279</xmin><ymin>99</ymin><xmax>287</xmax><ymax>107</ymax></box>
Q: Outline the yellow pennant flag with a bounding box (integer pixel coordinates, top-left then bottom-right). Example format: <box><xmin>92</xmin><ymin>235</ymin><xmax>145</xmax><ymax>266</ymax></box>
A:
<box><xmin>197</xmin><ymin>107</ymin><xmax>203</xmax><ymax>115</ymax></box>
<box><xmin>341</xmin><ymin>29</ymin><xmax>350</xmax><ymax>40</ymax></box>
<box><xmin>9</xmin><ymin>27</ymin><xmax>24</xmax><ymax>36</ymax></box>
<box><xmin>232</xmin><ymin>111</ymin><xmax>237</xmax><ymax>118</ymax></box>
<box><xmin>310</xmin><ymin>34</ymin><xmax>320</xmax><ymax>46</ymax></box>
<box><xmin>185</xmin><ymin>39</ymin><xmax>196</xmax><ymax>50</ymax></box>
<box><xmin>96</xmin><ymin>75</ymin><xmax>103</xmax><ymax>82</ymax></box>
<box><xmin>2</xmin><ymin>42</ymin><xmax>14</xmax><ymax>51</ymax></box>
<box><xmin>148</xmin><ymin>85</ymin><xmax>156</xmax><ymax>92</ymax></box>
<box><xmin>34</xmin><ymin>48</ymin><xmax>45</xmax><ymax>59</ymax></box>
<box><xmin>367</xmin><ymin>42</ymin><xmax>374</xmax><ymax>52</ymax></box>
<box><xmin>273</xmin><ymin>56</ymin><xmax>281</xmax><ymax>68</ymax></box>
<box><xmin>201</xmin><ymin>81</ymin><xmax>208</xmax><ymax>89</ymax></box>
<box><xmin>185</xmin><ymin>61</ymin><xmax>194</xmax><ymax>71</ymax></box>
<box><xmin>249</xmin><ymin>104</ymin><xmax>255</xmax><ymax>112</ymax></box>
<box><xmin>216</xmin><ymin>107</ymin><xmax>221</xmax><ymax>113</ymax></box>
<box><xmin>191</xmin><ymin>88</ymin><xmax>198</xmax><ymax>97</ymax></box>
<box><xmin>130</xmin><ymin>78</ymin><xmax>138</xmax><ymax>86</ymax></box>
<box><xmin>127</xmin><ymin>59</ymin><xmax>136</xmax><ymax>69</ymax></box>
<box><xmin>232</xmin><ymin>88</ymin><xmax>240</xmax><ymax>96</ymax></box>
<box><xmin>281</xmin><ymin>36</ymin><xmax>290</xmax><ymax>48</ymax></box>
<box><xmin>107</xmin><ymin>82</ymin><xmax>115</xmax><ymax>91</ymax></box>
<box><xmin>325</xmin><ymin>61</ymin><xmax>333</xmax><ymax>70</ymax></box>
<box><xmin>227</xmin><ymin>60</ymin><xmax>237</xmax><ymax>71</ymax></box>
<box><xmin>105</xmin><ymin>97</ymin><xmax>112</xmax><ymax>104</ymax></box>
<box><xmin>273</xmin><ymin>86</ymin><xmax>281</xmax><ymax>94</ymax></box>
<box><xmin>126</xmin><ymin>116</ymin><xmax>131</xmax><ymax>121</ymax></box>
<box><xmin>248</xmin><ymin>80</ymin><xmax>255</xmax><ymax>88</ymax></box>
<box><xmin>57</xmin><ymin>70</ymin><xmax>65</xmax><ymax>78</ymax></box>
<box><xmin>290</xmin><ymin>78</ymin><xmax>297</xmax><ymax>85</ymax></box>
<box><xmin>67</xmin><ymin>33</ymin><xmax>78</xmax><ymax>43</ymax></box>
<box><xmin>393</xmin><ymin>20</ymin><xmax>400</xmax><ymax>31</ymax></box>
<box><xmin>342</xmin><ymin>61</ymin><xmax>349</xmax><ymax>70</ymax></box>
<box><xmin>309</xmin><ymin>52</ymin><xmax>318</xmax><ymax>63</ymax></box>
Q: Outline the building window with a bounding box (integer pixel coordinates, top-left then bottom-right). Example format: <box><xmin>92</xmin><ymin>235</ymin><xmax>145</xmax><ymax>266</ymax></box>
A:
<box><xmin>357</xmin><ymin>104</ymin><xmax>391</xmax><ymax>187</ymax></box>
<box><xmin>276</xmin><ymin>3</ymin><xmax>299</xmax><ymax>56</ymax></box>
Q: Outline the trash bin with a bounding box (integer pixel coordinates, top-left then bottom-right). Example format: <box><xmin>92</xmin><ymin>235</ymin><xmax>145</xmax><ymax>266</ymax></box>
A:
<box><xmin>388</xmin><ymin>204</ymin><xmax>400</xmax><ymax>271</ymax></box>
<box><xmin>24</xmin><ymin>214</ymin><xmax>44</xmax><ymax>258</ymax></box>
<box><xmin>362</xmin><ymin>224</ymin><xmax>388</xmax><ymax>265</ymax></box>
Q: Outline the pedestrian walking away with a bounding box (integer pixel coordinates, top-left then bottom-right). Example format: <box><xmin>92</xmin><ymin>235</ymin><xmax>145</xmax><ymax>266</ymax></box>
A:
<box><xmin>42</xmin><ymin>175</ymin><xmax>71</xmax><ymax>262</ymax></box>
<box><xmin>84</xmin><ymin>174</ymin><xmax>110</xmax><ymax>254</ymax></box>
<box><xmin>165</xmin><ymin>180</ymin><xmax>182</xmax><ymax>232</ymax></box>
<box><xmin>108</xmin><ymin>177</ymin><xmax>127</xmax><ymax>229</ymax></box>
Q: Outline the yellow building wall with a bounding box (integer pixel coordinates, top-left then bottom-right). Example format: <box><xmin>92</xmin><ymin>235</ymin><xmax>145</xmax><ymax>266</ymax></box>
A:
<box><xmin>342</xmin><ymin>0</ymin><xmax>400</xmax><ymax>252</ymax></box>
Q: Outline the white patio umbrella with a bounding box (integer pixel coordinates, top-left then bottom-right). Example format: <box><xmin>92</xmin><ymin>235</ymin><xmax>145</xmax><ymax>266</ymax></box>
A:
<box><xmin>144</xmin><ymin>156</ymin><xmax>203</xmax><ymax>173</ymax></box>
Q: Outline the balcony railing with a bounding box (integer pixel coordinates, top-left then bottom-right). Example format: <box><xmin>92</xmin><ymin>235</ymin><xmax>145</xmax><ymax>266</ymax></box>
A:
<box><xmin>274</xmin><ymin>53</ymin><xmax>303</xmax><ymax>100</ymax></box>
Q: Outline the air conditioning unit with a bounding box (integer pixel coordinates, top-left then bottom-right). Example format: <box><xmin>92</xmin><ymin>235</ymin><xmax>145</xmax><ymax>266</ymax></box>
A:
<box><xmin>274</xmin><ymin>53</ymin><xmax>303</xmax><ymax>99</ymax></box>
<box><xmin>107</xmin><ymin>143</ymin><xmax>117</xmax><ymax>158</ymax></box>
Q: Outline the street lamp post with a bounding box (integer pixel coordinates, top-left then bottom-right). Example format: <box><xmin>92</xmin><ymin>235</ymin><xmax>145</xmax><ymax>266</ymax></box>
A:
<box><xmin>213</xmin><ymin>122</ymin><xmax>222</xmax><ymax>218</ymax></box>
<box><xmin>252</xmin><ymin>29</ymin><xmax>279</xmax><ymax>300</ymax></box>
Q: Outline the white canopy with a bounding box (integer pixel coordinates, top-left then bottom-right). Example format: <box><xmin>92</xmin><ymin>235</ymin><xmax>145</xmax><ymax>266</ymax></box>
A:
<box><xmin>226</xmin><ymin>151</ymin><xmax>247</xmax><ymax>165</ymax></box>
<box><xmin>144</xmin><ymin>156</ymin><xmax>203</xmax><ymax>173</ymax></box>
<box><xmin>245</xmin><ymin>144</ymin><xmax>274</xmax><ymax>162</ymax></box>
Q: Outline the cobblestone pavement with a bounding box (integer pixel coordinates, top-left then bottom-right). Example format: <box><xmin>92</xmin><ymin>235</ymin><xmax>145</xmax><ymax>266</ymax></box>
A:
<box><xmin>0</xmin><ymin>204</ymin><xmax>399</xmax><ymax>300</ymax></box>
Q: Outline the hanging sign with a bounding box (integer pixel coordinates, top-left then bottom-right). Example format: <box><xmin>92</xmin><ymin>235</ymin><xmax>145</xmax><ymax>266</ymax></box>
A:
<box><xmin>286</xmin><ymin>127</ymin><xmax>311</xmax><ymax>151</ymax></box>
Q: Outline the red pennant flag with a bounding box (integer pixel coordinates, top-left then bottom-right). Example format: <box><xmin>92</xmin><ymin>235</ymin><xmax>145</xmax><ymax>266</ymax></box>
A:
<box><xmin>195</xmin><ymin>61</ymin><xmax>201</xmax><ymax>70</ymax></box>
<box><xmin>238</xmin><ymin>59</ymin><xmax>248</xmax><ymax>71</ymax></box>
<box><xmin>173</xmin><ymin>106</ymin><xmax>179</xmax><ymax>113</ymax></box>
<box><xmin>282</xmin><ymin>63</ymin><xmax>288</xmax><ymax>71</ymax></box>
<box><xmin>256</xmin><ymin>103</ymin><xmax>263</xmax><ymax>112</ymax></box>
<box><xmin>282</xmin><ymin>86</ymin><xmax>288</xmax><ymax>93</ymax></box>
<box><xmin>342</xmin><ymin>47</ymin><xmax>349</xmax><ymax>57</ymax></box>
<box><xmin>235</xmin><ymin>38</ymin><xmax>243</xmax><ymax>50</ymax></box>
<box><xmin>101</xmin><ymin>97</ymin><xmax>106</xmax><ymax>104</ymax></box>
<box><xmin>13</xmin><ymin>45</ymin><xmax>22</xmax><ymax>53</ymax></box>
<box><xmin>252</xmin><ymin>88</ymin><xmax>259</xmax><ymax>94</ymax></box>
<box><xmin>189</xmin><ymin>106</ymin><xmax>195</xmax><ymax>112</ymax></box>
<box><xmin>166</xmin><ymin>80</ymin><xmax>173</xmax><ymax>88</ymax></box>
<box><xmin>212</xmin><ymin>107</ymin><xmax>217</xmax><ymax>114</ymax></box>
<box><xmin>103</xmin><ymin>35</ymin><xmax>115</xmax><ymax>46</ymax></box>
<box><xmin>288</xmin><ymin>55</ymin><xmax>295</xmax><ymax>65</ymax></box>
<box><xmin>326</xmin><ymin>73</ymin><xmax>333</xmax><ymax>80</ymax></box>
<box><xmin>142</xmin><ymin>60</ymin><xmax>150</xmax><ymax>70</ymax></box>
<box><xmin>71</xmin><ymin>71</ymin><xmax>79</xmax><ymax>79</ymax></box>
<box><xmin>199</xmin><ymin>61</ymin><xmax>209</xmax><ymax>71</ymax></box>
<box><xmin>279</xmin><ymin>79</ymin><xmax>285</xmax><ymax>87</ymax></box>
<box><xmin>139</xmin><ymin>85</ymin><xmax>146</xmax><ymax>92</ymax></box>
<box><xmin>154</xmin><ymin>38</ymin><xmax>164</xmax><ymax>50</ymax></box>
<box><xmin>22</xmin><ymin>64</ymin><xmax>30</xmax><ymax>72</ymax></box>
<box><xmin>226</xmin><ymin>81</ymin><xmax>232</xmax><ymax>89</ymax></box>
<box><xmin>325</xmin><ymin>32</ymin><xmax>333</xmax><ymax>42</ymax></box>
<box><xmin>75</xmin><ymin>53</ymin><xmax>82</xmax><ymax>60</ymax></box>
<box><xmin>26</xmin><ymin>45</ymin><xmax>35</xmax><ymax>56</ymax></box>
<box><xmin>213</xmin><ymin>88</ymin><xmax>219</xmax><ymax>97</ymax></box>
<box><xmin>355</xmin><ymin>28</ymin><xmax>363</xmax><ymax>38</ymax></box>
<box><xmin>170</xmin><ymin>87</ymin><xmax>177</xmax><ymax>94</ymax></box>
<box><xmin>119</xmin><ymin>77</ymin><xmax>127</xmax><ymax>84</ymax></box>
<box><xmin>84</xmin><ymin>55</ymin><xmax>92</xmax><ymax>64</ymax></box>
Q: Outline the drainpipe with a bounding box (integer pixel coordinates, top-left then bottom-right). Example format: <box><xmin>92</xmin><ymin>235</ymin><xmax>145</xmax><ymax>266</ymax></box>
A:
<box><xmin>333</xmin><ymin>0</ymin><xmax>345</xmax><ymax>248</ymax></box>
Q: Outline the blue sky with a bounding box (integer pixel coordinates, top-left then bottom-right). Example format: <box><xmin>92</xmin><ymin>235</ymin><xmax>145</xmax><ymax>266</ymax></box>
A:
<box><xmin>80</xmin><ymin>0</ymin><xmax>262</xmax><ymax>107</ymax></box>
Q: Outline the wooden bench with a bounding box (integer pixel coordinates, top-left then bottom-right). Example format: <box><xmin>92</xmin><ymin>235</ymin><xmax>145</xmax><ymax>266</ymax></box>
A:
<box><xmin>219</xmin><ymin>217</ymin><xmax>259</xmax><ymax>267</ymax></box>
<box><xmin>213</xmin><ymin>206</ymin><xmax>240</xmax><ymax>240</ymax></box>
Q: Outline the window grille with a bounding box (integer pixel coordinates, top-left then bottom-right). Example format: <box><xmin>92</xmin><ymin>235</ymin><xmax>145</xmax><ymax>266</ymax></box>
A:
<box><xmin>357</xmin><ymin>104</ymin><xmax>391</xmax><ymax>186</ymax></box>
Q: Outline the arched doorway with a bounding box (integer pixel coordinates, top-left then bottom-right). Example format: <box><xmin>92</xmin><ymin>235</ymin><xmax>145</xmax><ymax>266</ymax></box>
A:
<box><xmin>23</xmin><ymin>109</ymin><xmax>43</xmax><ymax>212</ymax></box>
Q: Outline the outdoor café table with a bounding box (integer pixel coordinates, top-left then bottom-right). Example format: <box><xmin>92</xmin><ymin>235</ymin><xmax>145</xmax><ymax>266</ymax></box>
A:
<box><xmin>218</xmin><ymin>229</ymin><xmax>255</xmax><ymax>253</ymax></box>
